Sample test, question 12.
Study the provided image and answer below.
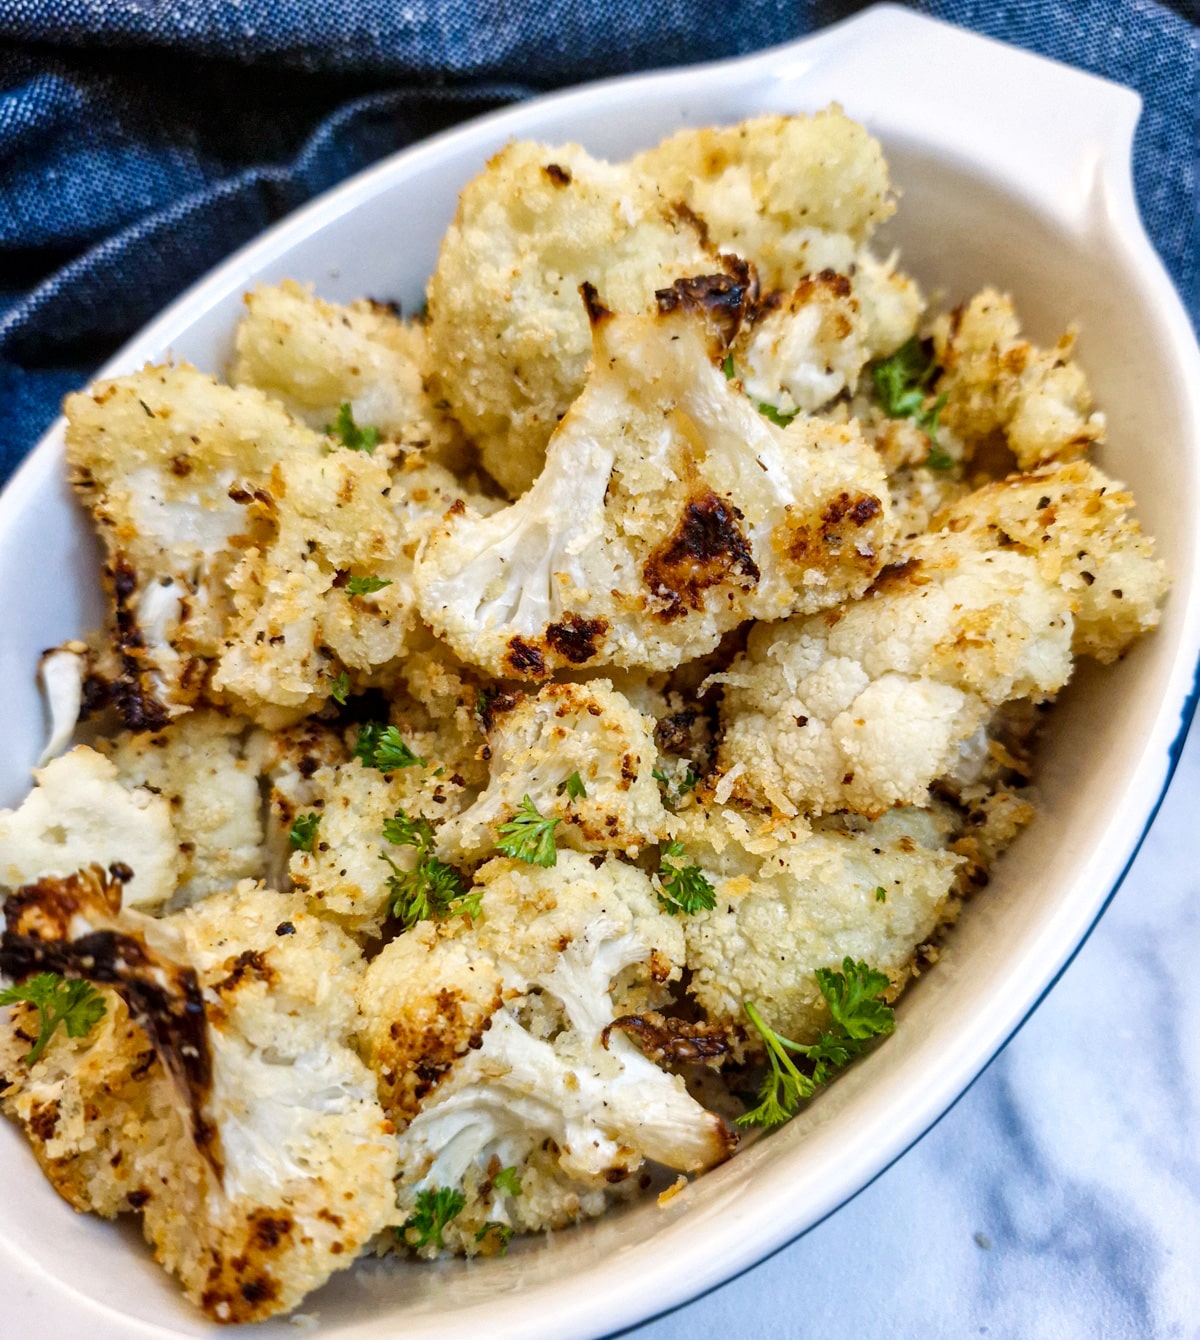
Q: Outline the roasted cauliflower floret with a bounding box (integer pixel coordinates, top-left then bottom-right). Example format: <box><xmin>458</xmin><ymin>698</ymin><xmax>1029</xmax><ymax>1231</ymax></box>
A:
<box><xmin>211</xmin><ymin>451</ymin><xmax>485</xmax><ymax>726</ymax></box>
<box><xmin>98</xmin><ymin>710</ymin><xmax>264</xmax><ymax>907</ymax></box>
<box><xmin>438</xmin><ymin>680</ymin><xmax>668</xmax><ymax>865</ymax></box>
<box><xmin>230</xmin><ymin>280</ymin><xmax>470</xmax><ymax>471</ymax></box>
<box><xmin>714</xmin><ymin>530</ymin><xmax>1073</xmax><ymax>817</ymax></box>
<box><xmin>289</xmin><ymin>747</ymin><xmax>472</xmax><ymax>938</ymax></box>
<box><xmin>732</xmin><ymin>254</ymin><xmax>922</xmax><ymax>420</ymax></box>
<box><xmin>357</xmin><ymin>852</ymin><xmax>731</xmax><ymax>1252</ymax></box>
<box><xmin>631</xmin><ymin>107</ymin><xmax>894</xmax><ymax>289</ymax></box>
<box><xmin>675</xmin><ymin>806</ymin><xmax>961</xmax><ymax>1043</ymax></box>
<box><xmin>930</xmin><ymin>289</ymin><xmax>1104</xmax><ymax>469</ymax></box>
<box><xmin>425</xmin><ymin>139</ymin><xmax>713</xmax><ymax>497</ymax></box>
<box><xmin>0</xmin><ymin>874</ymin><xmax>395</xmax><ymax>1324</ymax></box>
<box><xmin>65</xmin><ymin>365</ymin><xmax>326</xmax><ymax>729</ymax></box>
<box><xmin>0</xmin><ymin>747</ymin><xmax>181</xmax><ymax>909</ymax></box>
<box><xmin>416</xmin><ymin>302</ymin><xmax>891</xmax><ymax>679</ymax></box>
<box><xmin>936</xmin><ymin>460</ymin><xmax>1167</xmax><ymax>663</ymax></box>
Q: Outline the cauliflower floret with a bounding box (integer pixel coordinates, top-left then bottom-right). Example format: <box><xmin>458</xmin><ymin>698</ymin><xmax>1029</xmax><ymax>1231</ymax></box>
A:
<box><xmin>631</xmin><ymin>107</ymin><xmax>894</xmax><ymax>289</ymax></box>
<box><xmin>936</xmin><ymin>460</ymin><xmax>1168</xmax><ymax>663</ymax></box>
<box><xmin>438</xmin><ymin>680</ymin><xmax>669</xmax><ymax>865</ymax></box>
<box><xmin>211</xmin><ymin>451</ymin><xmax>486</xmax><ymax>726</ymax></box>
<box><xmin>230</xmin><ymin>280</ymin><xmax>471</xmax><ymax>473</ymax></box>
<box><xmin>0</xmin><ymin>747</ymin><xmax>180</xmax><ymax>908</ymax></box>
<box><xmin>675</xmin><ymin>806</ymin><xmax>961</xmax><ymax>1043</ymax></box>
<box><xmin>290</xmin><ymin>750</ymin><xmax>472</xmax><ymax>938</ymax></box>
<box><xmin>98</xmin><ymin>710</ymin><xmax>264</xmax><ymax>907</ymax></box>
<box><xmin>357</xmin><ymin>852</ymin><xmax>731</xmax><ymax>1251</ymax></box>
<box><xmin>64</xmin><ymin>365</ymin><xmax>326</xmax><ymax>729</ymax></box>
<box><xmin>733</xmin><ymin>253</ymin><xmax>923</xmax><ymax>420</ymax></box>
<box><xmin>416</xmin><ymin>302</ymin><xmax>891</xmax><ymax>679</ymax></box>
<box><xmin>0</xmin><ymin>872</ymin><xmax>395</xmax><ymax>1324</ymax></box>
<box><xmin>714</xmin><ymin>528</ymin><xmax>1073</xmax><ymax>817</ymax></box>
<box><xmin>930</xmin><ymin>289</ymin><xmax>1104</xmax><ymax>469</ymax></box>
<box><xmin>425</xmin><ymin>139</ymin><xmax>713</xmax><ymax>497</ymax></box>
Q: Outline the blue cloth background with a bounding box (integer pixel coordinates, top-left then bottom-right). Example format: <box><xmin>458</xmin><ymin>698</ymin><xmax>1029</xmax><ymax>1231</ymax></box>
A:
<box><xmin>0</xmin><ymin>0</ymin><xmax>1196</xmax><ymax>483</ymax></box>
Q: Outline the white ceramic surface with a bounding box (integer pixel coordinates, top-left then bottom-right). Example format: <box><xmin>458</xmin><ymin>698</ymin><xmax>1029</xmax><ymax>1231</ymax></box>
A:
<box><xmin>0</xmin><ymin>6</ymin><xmax>1197</xmax><ymax>1337</ymax></box>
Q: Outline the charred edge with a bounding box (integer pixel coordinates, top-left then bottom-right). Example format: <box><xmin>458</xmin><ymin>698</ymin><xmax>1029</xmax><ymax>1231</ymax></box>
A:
<box><xmin>0</xmin><ymin>868</ymin><xmax>219</xmax><ymax>1177</ymax></box>
<box><xmin>654</xmin><ymin>270</ymin><xmax>751</xmax><ymax>348</ymax></box>
<box><xmin>477</xmin><ymin>686</ymin><xmax>524</xmax><ymax>733</ymax></box>
<box><xmin>866</xmin><ymin>556</ymin><xmax>923</xmax><ymax>595</ymax></box>
<box><xmin>579</xmin><ymin>281</ymin><xmax>612</xmax><ymax>328</ymax></box>
<box><xmin>213</xmin><ymin>949</ymin><xmax>273</xmax><ymax>994</ymax></box>
<box><xmin>504</xmin><ymin>637</ymin><xmax>547</xmax><ymax>679</ymax></box>
<box><xmin>542</xmin><ymin>162</ymin><xmax>572</xmax><ymax>186</ymax></box>
<box><xmin>79</xmin><ymin>671</ymin><xmax>113</xmax><ymax>722</ymax></box>
<box><xmin>655</xmin><ymin>706</ymin><xmax>698</xmax><ymax>757</ymax></box>
<box><xmin>822</xmin><ymin>492</ymin><xmax>883</xmax><ymax>530</ymax></box>
<box><xmin>668</xmin><ymin>199</ymin><xmax>710</xmax><ymax>250</ymax></box>
<box><xmin>644</xmin><ymin>492</ymin><xmax>760</xmax><ymax>621</ymax></box>
<box><xmin>544</xmin><ymin>614</ymin><xmax>608</xmax><ymax>665</ymax></box>
<box><xmin>108</xmin><ymin>557</ymin><xmax>171</xmax><ymax>733</ymax></box>
<box><xmin>601</xmin><ymin>1012</ymin><xmax>733</xmax><ymax>1064</ymax></box>
<box><xmin>807</xmin><ymin>267</ymin><xmax>852</xmax><ymax>300</ymax></box>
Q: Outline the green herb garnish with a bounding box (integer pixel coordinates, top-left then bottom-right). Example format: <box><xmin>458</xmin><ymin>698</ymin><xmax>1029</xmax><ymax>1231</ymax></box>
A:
<box><xmin>871</xmin><ymin>337</ymin><xmax>951</xmax><ymax>468</ymax></box>
<box><xmin>557</xmin><ymin>772</ymin><xmax>587</xmax><ymax>801</ymax></box>
<box><xmin>345</xmin><ymin>574</ymin><xmax>392</xmax><ymax>597</ymax></box>
<box><xmin>381</xmin><ymin>808</ymin><xmax>478</xmax><ymax>927</ymax></box>
<box><xmin>354</xmin><ymin>722</ymin><xmax>426</xmax><ymax>771</ymax></box>
<box><xmin>289</xmin><ymin>812</ymin><xmax>321</xmax><ymax>852</ymax></box>
<box><xmin>329</xmin><ymin>670</ymin><xmax>350</xmax><ymax>705</ymax></box>
<box><xmin>0</xmin><ymin>973</ymin><xmax>107</xmax><ymax>1064</ymax></box>
<box><xmin>737</xmin><ymin>958</ymin><xmax>895</xmax><ymax>1129</ymax></box>
<box><xmin>327</xmin><ymin>402</ymin><xmax>379</xmax><ymax>452</ymax></box>
<box><xmin>399</xmin><ymin>1187</ymin><xmax>466</xmax><ymax>1251</ymax></box>
<box><xmin>492</xmin><ymin>1165</ymin><xmax>522</xmax><ymax>1198</ymax></box>
<box><xmin>657</xmin><ymin>841</ymin><xmax>716</xmax><ymax>915</ymax></box>
<box><xmin>495</xmin><ymin>796</ymin><xmax>560</xmax><ymax>867</ymax></box>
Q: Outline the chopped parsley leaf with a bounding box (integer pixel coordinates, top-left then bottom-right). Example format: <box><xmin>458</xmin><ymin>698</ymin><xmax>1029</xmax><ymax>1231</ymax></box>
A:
<box><xmin>757</xmin><ymin>401</ymin><xmax>799</xmax><ymax>428</ymax></box>
<box><xmin>399</xmin><ymin>1187</ymin><xmax>466</xmax><ymax>1251</ymax></box>
<box><xmin>382</xmin><ymin>808</ymin><xmax>478</xmax><ymax>927</ymax></box>
<box><xmin>354</xmin><ymin>722</ymin><xmax>426</xmax><ymax>771</ymax></box>
<box><xmin>289</xmin><ymin>812</ymin><xmax>321</xmax><ymax>852</ymax></box>
<box><xmin>737</xmin><ymin>958</ymin><xmax>895</xmax><ymax>1129</ymax></box>
<box><xmin>475</xmin><ymin>1221</ymin><xmax>514</xmax><ymax>1254</ymax></box>
<box><xmin>492</xmin><ymin>1165</ymin><xmax>522</xmax><ymax>1197</ymax></box>
<box><xmin>328</xmin><ymin>670</ymin><xmax>350</xmax><ymax>705</ymax></box>
<box><xmin>327</xmin><ymin>402</ymin><xmax>380</xmax><ymax>452</ymax></box>
<box><xmin>557</xmin><ymin>771</ymin><xmax>587</xmax><ymax>801</ymax></box>
<box><xmin>495</xmin><ymin>796</ymin><xmax>560</xmax><ymax>867</ymax></box>
<box><xmin>345</xmin><ymin>574</ymin><xmax>392</xmax><ymax>597</ymax></box>
<box><xmin>0</xmin><ymin>973</ymin><xmax>107</xmax><ymax>1064</ymax></box>
<box><xmin>870</xmin><ymin>337</ymin><xmax>952</xmax><ymax>468</ymax></box>
<box><xmin>657</xmin><ymin>841</ymin><xmax>716</xmax><ymax>915</ymax></box>
<box><xmin>875</xmin><ymin>886</ymin><xmax>887</xmax><ymax>903</ymax></box>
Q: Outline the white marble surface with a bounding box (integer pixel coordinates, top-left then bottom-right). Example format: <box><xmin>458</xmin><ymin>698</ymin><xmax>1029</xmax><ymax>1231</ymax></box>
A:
<box><xmin>629</xmin><ymin>718</ymin><xmax>1200</xmax><ymax>1340</ymax></box>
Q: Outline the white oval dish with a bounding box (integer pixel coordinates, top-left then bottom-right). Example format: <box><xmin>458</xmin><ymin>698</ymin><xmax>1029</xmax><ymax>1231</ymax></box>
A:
<box><xmin>1</xmin><ymin>5</ymin><xmax>1198</xmax><ymax>1336</ymax></box>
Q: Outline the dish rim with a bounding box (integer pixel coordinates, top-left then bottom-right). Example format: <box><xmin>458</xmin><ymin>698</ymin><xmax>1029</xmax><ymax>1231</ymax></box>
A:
<box><xmin>0</xmin><ymin>5</ymin><xmax>1199</xmax><ymax>1336</ymax></box>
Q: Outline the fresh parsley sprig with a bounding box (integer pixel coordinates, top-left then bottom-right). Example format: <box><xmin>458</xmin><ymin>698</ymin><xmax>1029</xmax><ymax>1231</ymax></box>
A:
<box><xmin>0</xmin><ymin>973</ymin><xmax>107</xmax><ymax>1064</ymax></box>
<box><xmin>345</xmin><ymin>574</ymin><xmax>392</xmax><ymax>597</ymax></box>
<box><xmin>327</xmin><ymin>402</ymin><xmax>380</xmax><ymax>453</ymax></box>
<box><xmin>495</xmin><ymin>796</ymin><xmax>560</xmax><ymax>867</ymax></box>
<box><xmin>381</xmin><ymin>807</ymin><xmax>478</xmax><ymax>928</ymax></box>
<box><xmin>491</xmin><ymin>1165</ymin><xmax>522</xmax><ymax>1198</ymax></box>
<box><xmin>557</xmin><ymin>772</ymin><xmax>586</xmax><ymax>801</ymax></box>
<box><xmin>289</xmin><ymin>812</ymin><xmax>321</xmax><ymax>852</ymax></box>
<box><xmin>737</xmin><ymin>958</ymin><xmax>895</xmax><ymax>1129</ymax></box>
<box><xmin>398</xmin><ymin>1187</ymin><xmax>466</xmax><ymax>1251</ymax></box>
<box><xmin>354</xmin><ymin>722</ymin><xmax>426</xmax><ymax>771</ymax></box>
<box><xmin>656</xmin><ymin>841</ymin><xmax>716</xmax><ymax>915</ymax></box>
<box><xmin>870</xmin><ymin>337</ymin><xmax>951</xmax><ymax>469</ymax></box>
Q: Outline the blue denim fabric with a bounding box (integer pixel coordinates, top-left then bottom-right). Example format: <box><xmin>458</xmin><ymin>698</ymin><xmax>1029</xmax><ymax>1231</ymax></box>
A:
<box><xmin>0</xmin><ymin>0</ymin><xmax>1194</xmax><ymax>482</ymax></box>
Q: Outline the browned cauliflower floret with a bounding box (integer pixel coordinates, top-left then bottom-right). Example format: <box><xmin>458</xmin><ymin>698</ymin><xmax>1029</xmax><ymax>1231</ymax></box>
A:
<box><xmin>0</xmin><ymin>747</ymin><xmax>181</xmax><ymax>909</ymax></box>
<box><xmin>936</xmin><ymin>460</ymin><xmax>1167</xmax><ymax>663</ymax></box>
<box><xmin>416</xmin><ymin>302</ymin><xmax>891</xmax><ymax>679</ymax></box>
<box><xmin>630</xmin><ymin>107</ymin><xmax>894</xmax><ymax>288</ymax></box>
<box><xmin>356</xmin><ymin>852</ymin><xmax>731</xmax><ymax>1253</ymax></box>
<box><xmin>438</xmin><ymin>680</ymin><xmax>668</xmax><ymax>865</ymax></box>
<box><xmin>230</xmin><ymin>280</ymin><xmax>471</xmax><ymax>472</ymax></box>
<box><xmin>64</xmin><ymin>366</ymin><xmax>326</xmax><ymax>730</ymax></box>
<box><xmin>211</xmin><ymin>451</ymin><xmax>490</xmax><ymax>726</ymax></box>
<box><xmin>0</xmin><ymin>870</ymin><xmax>395</xmax><ymax>1324</ymax></box>
<box><xmin>425</xmin><ymin>139</ymin><xmax>713</xmax><ymax>497</ymax></box>
<box><xmin>674</xmin><ymin>806</ymin><xmax>961</xmax><ymax>1044</ymax></box>
<box><xmin>98</xmin><ymin>710</ymin><xmax>264</xmax><ymax>907</ymax></box>
<box><xmin>930</xmin><ymin>289</ymin><xmax>1104</xmax><ymax>469</ymax></box>
<box><xmin>713</xmin><ymin>529</ymin><xmax>1073</xmax><ymax>817</ymax></box>
<box><xmin>732</xmin><ymin>253</ymin><xmax>923</xmax><ymax>421</ymax></box>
